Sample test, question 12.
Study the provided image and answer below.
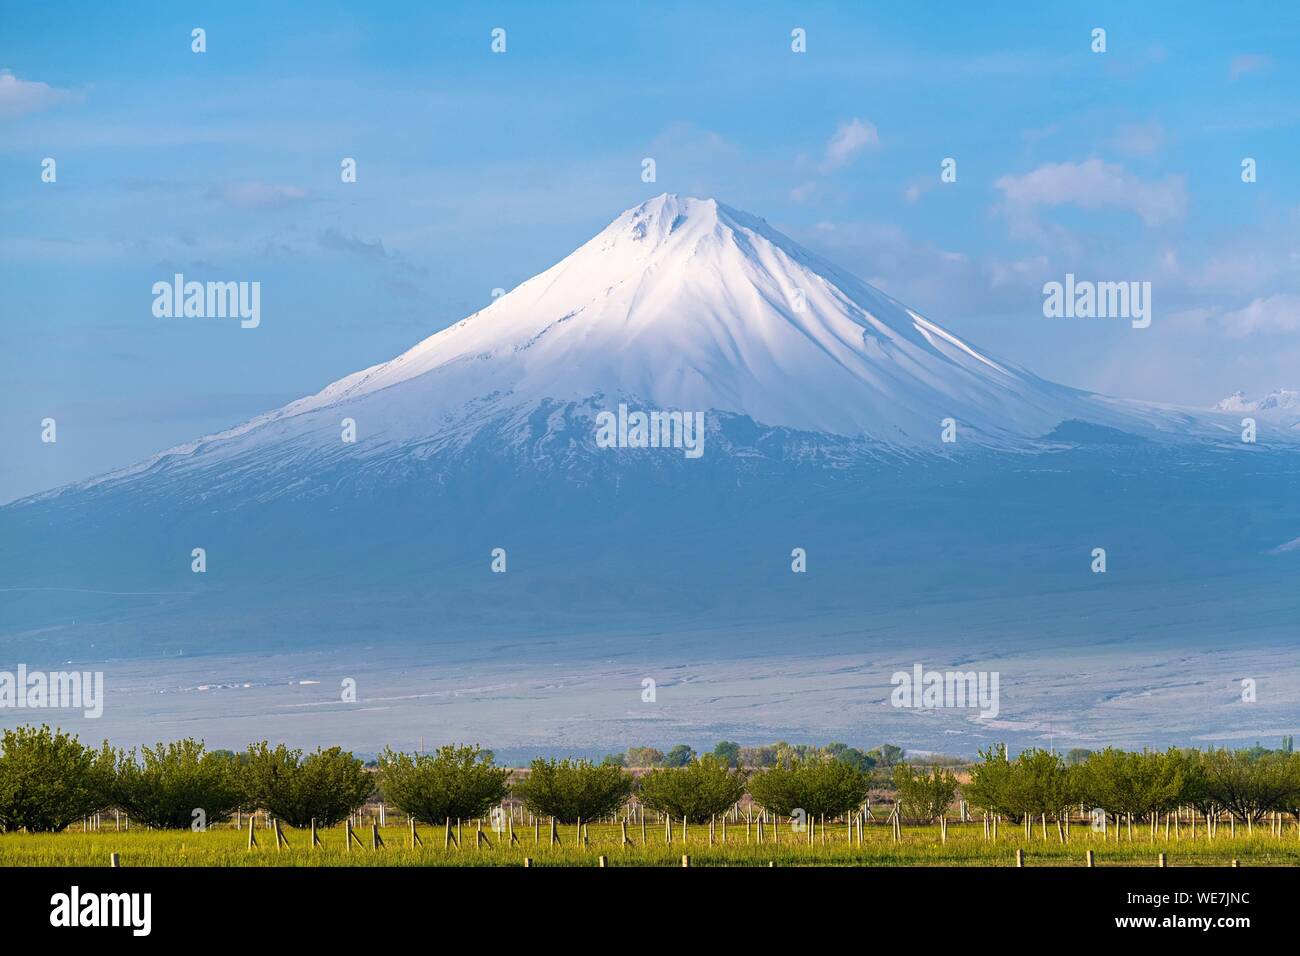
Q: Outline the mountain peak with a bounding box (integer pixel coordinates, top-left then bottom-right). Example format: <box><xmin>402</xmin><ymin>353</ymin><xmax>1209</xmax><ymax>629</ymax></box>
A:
<box><xmin>598</xmin><ymin>194</ymin><xmax>726</xmax><ymax>250</ymax></box>
<box><xmin>624</xmin><ymin>192</ymin><xmax>719</xmax><ymax>222</ymax></box>
<box><xmin>1215</xmin><ymin>387</ymin><xmax>1300</xmax><ymax>413</ymax></box>
<box><xmin>48</xmin><ymin>198</ymin><xmax>1280</xmax><ymax>499</ymax></box>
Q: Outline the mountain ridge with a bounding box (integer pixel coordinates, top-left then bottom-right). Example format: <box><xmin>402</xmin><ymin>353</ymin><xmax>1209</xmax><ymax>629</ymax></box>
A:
<box><xmin>1</xmin><ymin>197</ymin><xmax>1297</xmax><ymax>675</ymax></box>
<box><xmin>16</xmin><ymin>194</ymin><xmax>1283</xmax><ymax>508</ymax></box>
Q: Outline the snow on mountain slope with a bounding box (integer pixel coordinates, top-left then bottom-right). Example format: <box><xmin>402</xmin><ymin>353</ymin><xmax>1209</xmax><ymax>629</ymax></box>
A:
<box><xmin>5</xmin><ymin>196</ymin><xmax>1299</xmax><ymax>666</ymax></box>
<box><xmin>1217</xmin><ymin>388</ymin><xmax>1300</xmax><ymax>420</ymax></box>
<box><xmin>44</xmin><ymin>195</ymin><xmax>1276</xmax><ymax>498</ymax></box>
<box><xmin>1216</xmin><ymin>388</ymin><xmax>1299</xmax><ymax>412</ymax></box>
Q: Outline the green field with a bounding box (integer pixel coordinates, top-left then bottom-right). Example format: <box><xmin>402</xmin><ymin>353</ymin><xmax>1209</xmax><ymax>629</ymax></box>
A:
<box><xmin>4</xmin><ymin>821</ymin><xmax>1298</xmax><ymax>866</ymax></box>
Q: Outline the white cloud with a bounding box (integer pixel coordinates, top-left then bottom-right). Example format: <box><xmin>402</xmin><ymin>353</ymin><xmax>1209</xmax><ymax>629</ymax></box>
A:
<box><xmin>1219</xmin><ymin>293</ymin><xmax>1300</xmax><ymax>337</ymax></box>
<box><xmin>818</xmin><ymin>118</ymin><xmax>879</xmax><ymax>173</ymax></box>
<box><xmin>649</xmin><ymin>122</ymin><xmax>738</xmax><ymax>164</ymax></box>
<box><xmin>994</xmin><ymin>158</ymin><xmax>1186</xmax><ymax>227</ymax></box>
<box><xmin>799</xmin><ymin>218</ymin><xmax>1049</xmax><ymax>318</ymax></box>
<box><xmin>0</xmin><ymin>70</ymin><xmax>79</xmax><ymax>119</ymax></box>
<box><xmin>789</xmin><ymin>180</ymin><xmax>817</xmax><ymax>202</ymax></box>
<box><xmin>1109</xmin><ymin>120</ymin><xmax>1164</xmax><ymax>157</ymax></box>
<box><xmin>1229</xmin><ymin>54</ymin><xmax>1272</xmax><ymax>81</ymax></box>
<box><xmin>210</xmin><ymin>182</ymin><xmax>311</xmax><ymax>209</ymax></box>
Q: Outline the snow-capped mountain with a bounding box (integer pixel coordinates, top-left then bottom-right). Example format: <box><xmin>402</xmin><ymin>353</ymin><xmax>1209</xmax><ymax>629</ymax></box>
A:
<box><xmin>1216</xmin><ymin>388</ymin><xmax>1300</xmax><ymax>414</ymax></box>
<box><xmin>3</xmin><ymin>195</ymin><xmax>1298</xmax><ymax>665</ymax></box>
<box><xmin>276</xmin><ymin>191</ymin><xmax>1084</xmax><ymax>444</ymax></box>
<box><xmin>45</xmin><ymin>195</ymin><xmax>1260</xmax><ymax>504</ymax></box>
<box><xmin>1214</xmin><ymin>388</ymin><xmax>1300</xmax><ymax>434</ymax></box>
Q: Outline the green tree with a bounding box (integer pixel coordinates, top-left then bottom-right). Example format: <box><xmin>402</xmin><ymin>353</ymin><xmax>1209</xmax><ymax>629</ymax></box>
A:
<box><xmin>638</xmin><ymin>755</ymin><xmax>746</xmax><ymax>823</ymax></box>
<box><xmin>964</xmin><ymin>744</ymin><xmax>1018</xmax><ymax>819</ymax></box>
<box><xmin>1064</xmin><ymin>748</ymin><xmax>1094</xmax><ymax>767</ymax></box>
<box><xmin>1006</xmin><ymin>749</ymin><xmax>1076</xmax><ymax>822</ymax></box>
<box><xmin>772</xmin><ymin>741</ymin><xmax>816</xmax><ymax>765</ymax></box>
<box><xmin>0</xmin><ymin>725</ymin><xmax>114</xmax><ymax>832</ymax></box>
<box><xmin>801</xmin><ymin>757</ymin><xmax>873</xmax><ymax>818</ymax></box>
<box><xmin>868</xmin><ymin>744</ymin><xmax>904</xmax><ymax>768</ymax></box>
<box><xmin>712</xmin><ymin>741</ymin><xmax>742</xmax><ymax>768</ymax></box>
<box><xmin>825</xmin><ymin>742</ymin><xmax>876</xmax><ymax>773</ymax></box>
<box><xmin>1202</xmin><ymin>749</ymin><xmax>1293</xmax><ymax>822</ymax></box>
<box><xmin>747</xmin><ymin>756</ymin><xmax>871</xmax><ymax>818</ymax></box>
<box><xmin>1276</xmin><ymin>752</ymin><xmax>1300</xmax><ymax>822</ymax></box>
<box><xmin>663</xmin><ymin>745</ymin><xmax>696</xmax><ymax>768</ymax></box>
<box><xmin>244</xmin><ymin>742</ymin><xmax>372</xmax><ymax>828</ymax></box>
<box><xmin>892</xmin><ymin>765</ymin><xmax>959</xmax><ymax>822</ymax></box>
<box><xmin>738</xmin><ymin>744</ymin><xmax>777</xmax><ymax>768</ymax></box>
<box><xmin>114</xmin><ymin>739</ymin><xmax>245</xmax><ymax>829</ymax></box>
<box><xmin>376</xmin><ymin>745</ymin><xmax>509</xmax><ymax>825</ymax></box>
<box><xmin>511</xmin><ymin>759</ymin><xmax>632</xmax><ymax>823</ymax></box>
<box><xmin>625</xmin><ymin>747</ymin><xmax>664</xmax><ymax>768</ymax></box>
<box><xmin>1078</xmin><ymin>748</ymin><xmax>1186</xmax><ymax>824</ymax></box>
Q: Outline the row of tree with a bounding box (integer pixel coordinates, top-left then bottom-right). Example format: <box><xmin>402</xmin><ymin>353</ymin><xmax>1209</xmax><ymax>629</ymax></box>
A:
<box><xmin>0</xmin><ymin>727</ymin><xmax>371</xmax><ymax>832</ymax></box>
<box><xmin>961</xmin><ymin>744</ymin><xmax>1300</xmax><ymax>825</ymax></box>
<box><xmin>611</xmin><ymin>741</ymin><xmax>896</xmax><ymax>772</ymax></box>
<box><xmin>0</xmin><ymin>726</ymin><xmax>873</xmax><ymax>831</ymax></box>
<box><xmin>4</xmin><ymin>725</ymin><xmax>1298</xmax><ymax>833</ymax></box>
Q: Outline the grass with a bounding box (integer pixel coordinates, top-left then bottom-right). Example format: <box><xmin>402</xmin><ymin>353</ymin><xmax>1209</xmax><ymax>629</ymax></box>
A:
<box><xmin>3</xmin><ymin>820</ymin><xmax>1299</xmax><ymax>866</ymax></box>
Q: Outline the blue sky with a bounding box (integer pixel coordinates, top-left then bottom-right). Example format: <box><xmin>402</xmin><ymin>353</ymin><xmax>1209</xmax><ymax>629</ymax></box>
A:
<box><xmin>2</xmin><ymin>0</ymin><xmax>1298</xmax><ymax>501</ymax></box>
